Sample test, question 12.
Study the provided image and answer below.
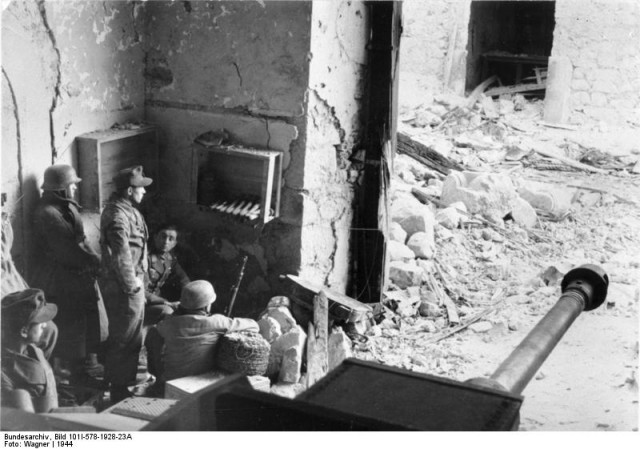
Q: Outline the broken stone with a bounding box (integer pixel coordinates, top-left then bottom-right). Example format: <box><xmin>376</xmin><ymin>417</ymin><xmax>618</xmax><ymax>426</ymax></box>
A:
<box><xmin>427</xmin><ymin>178</ymin><xmax>444</xmax><ymax>189</ymax></box>
<box><xmin>416</xmin><ymin>259</ymin><xmax>435</xmax><ymax>275</ymax></box>
<box><xmin>389</xmin><ymin>221</ymin><xmax>408</xmax><ymax>243</ymax></box>
<box><xmin>468</xmin><ymin>321</ymin><xmax>493</xmax><ymax>333</ymax></box>
<box><xmin>263</xmin><ymin>306</ymin><xmax>297</xmax><ymax>334</ymax></box>
<box><xmin>406</xmin><ymin>231</ymin><xmax>435</xmax><ymax>259</ymax></box>
<box><xmin>435</xmin><ymin>226</ymin><xmax>454</xmax><ymax>241</ymax></box>
<box><xmin>270</xmin><ymin>382</ymin><xmax>305</xmax><ymax>399</ymax></box>
<box><xmin>541</xmin><ymin>266</ymin><xmax>564</xmax><ymax>286</ymax></box>
<box><xmin>418</xmin><ymin>299</ymin><xmax>441</xmax><ymax>318</ymax></box>
<box><xmin>396</xmin><ymin>298</ymin><xmax>419</xmax><ymax>318</ymax></box>
<box><xmin>388</xmin><ymin>261</ymin><xmax>423</xmax><ymax>289</ymax></box>
<box><xmin>279</xmin><ymin>347</ymin><xmax>303</xmax><ymax>383</ymax></box>
<box><xmin>328</xmin><ymin>327</ymin><xmax>352</xmax><ymax>371</ymax></box>
<box><xmin>517</xmin><ymin>181</ymin><xmax>573</xmax><ymax>217</ymax></box>
<box><xmin>480</xmin><ymin>95</ymin><xmax>499</xmax><ymax>119</ymax></box>
<box><xmin>267</xmin><ymin>296</ymin><xmax>291</xmax><ymax>308</ymax></box>
<box><xmin>577</xmin><ymin>192</ymin><xmax>601</xmax><ymax>208</ymax></box>
<box><xmin>510</xmin><ymin>196</ymin><xmax>538</xmax><ymax>228</ymax></box>
<box><xmin>441</xmin><ymin>171</ymin><xmax>520</xmax><ymax>221</ymax></box>
<box><xmin>266</xmin><ymin>325</ymin><xmax>306</xmax><ymax>378</ymax></box>
<box><xmin>481</xmin><ymin>228</ymin><xmax>504</xmax><ymax>242</ymax></box>
<box><xmin>258</xmin><ymin>316</ymin><xmax>282</xmax><ymax>344</ymax></box>
<box><xmin>498</xmin><ymin>97</ymin><xmax>515</xmax><ymax>115</ymax></box>
<box><xmin>435</xmin><ymin>201</ymin><xmax>466</xmax><ymax>229</ymax></box>
<box><xmin>391</xmin><ymin>192</ymin><xmax>437</xmax><ymax>236</ymax></box>
<box><xmin>388</xmin><ymin>240</ymin><xmax>415</xmax><ymax>262</ymax></box>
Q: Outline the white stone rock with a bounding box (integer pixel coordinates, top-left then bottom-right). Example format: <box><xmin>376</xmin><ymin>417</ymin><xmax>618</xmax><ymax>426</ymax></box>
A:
<box><xmin>279</xmin><ymin>347</ymin><xmax>303</xmax><ymax>383</ymax></box>
<box><xmin>389</xmin><ymin>261</ymin><xmax>423</xmax><ymax>289</ymax></box>
<box><xmin>388</xmin><ymin>240</ymin><xmax>415</xmax><ymax>262</ymax></box>
<box><xmin>517</xmin><ymin>180</ymin><xmax>573</xmax><ymax>217</ymax></box>
<box><xmin>391</xmin><ymin>192</ymin><xmax>437</xmax><ymax>236</ymax></box>
<box><xmin>267</xmin><ymin>325</ymin><xmax>307</xmax><ymax>377</ymax></box>
<box><xmin>389</xmin><ymin>221</ymin><xmax>408</xmax><ymax>243</ymax></box>
<box><xmin>328</xmin><ymin>327</ymin><xmax>352</xmax><ymax>371</ymax></box>
<box><xmin>441</xmin><ymin>171</ymin><xmax>520</xmax><ymax>221</ymax></box>
<box><xmin>418</xmin><ymin>300</ymin><xmax>441</xmax><ymax>318</ymax></box>
<box><xmin>263</xmin><ymin>306</ymin><xmax>297</xmax><ymax>334</ymax></box>
<box><xmin>468</xmin><ymin>321</ymin><xmax>493</xmax><ymax>333</ymax></box>
<box><xmin>258</xmin><ymin>316</ymin><xmax>282</xmax><ymax>344</ymax></box>
<box><xmin>270</xmin><ymin>382</ymin><xmax>305</xmax><ymax>399</ymax></box>
<box><xmin>406</xmin><ymin>231</ymin><xmax>435</xmax><ymax>259</ymax></box>
<box><xmin>510</xmin><ymin>196</ymin><xmax>538</xmax><ymax>228</ymax></box>
<box><xmin>435</xmin><ymin>203</ymin><xmax>465</xmax><ymax>229</ymax></box>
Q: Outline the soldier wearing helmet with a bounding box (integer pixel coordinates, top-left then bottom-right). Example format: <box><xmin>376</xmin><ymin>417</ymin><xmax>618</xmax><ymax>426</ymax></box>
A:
<box><xmin>29</xmin><ymin>164</ymin><xmax>105</xmax><ymax>383</ymax></box>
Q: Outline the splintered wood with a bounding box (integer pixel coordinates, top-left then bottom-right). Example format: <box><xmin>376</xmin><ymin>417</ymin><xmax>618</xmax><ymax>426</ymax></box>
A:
<box><xmin>306</xmin><ymin>291</ymin><xmax>329</xmax><ymax>388</ymax></box>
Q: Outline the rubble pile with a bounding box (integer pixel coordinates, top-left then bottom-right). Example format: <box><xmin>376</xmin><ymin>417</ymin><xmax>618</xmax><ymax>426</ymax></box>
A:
<box><xmin>353</xmin><ymin>90</ymin><xmax>640</xmax><ymax>382</ymax></box>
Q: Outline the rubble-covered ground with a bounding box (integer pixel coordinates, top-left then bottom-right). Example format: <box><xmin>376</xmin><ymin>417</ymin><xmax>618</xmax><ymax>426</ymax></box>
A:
<box><xmin>352</xmin><ymin>92</ymin><xmax>639</xmax><ymax>431</ymax></box>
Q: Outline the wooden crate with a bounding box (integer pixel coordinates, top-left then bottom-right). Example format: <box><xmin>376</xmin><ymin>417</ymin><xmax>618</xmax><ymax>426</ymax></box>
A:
<box><xmin>191</xmin><ymin>144</ymin><xmax>283</xmax><ymax>224</ymax></box>
<box><xmin>76</xmin><ymin>126</ymin><xmax>159</xmax><ymax>211</ymax></box>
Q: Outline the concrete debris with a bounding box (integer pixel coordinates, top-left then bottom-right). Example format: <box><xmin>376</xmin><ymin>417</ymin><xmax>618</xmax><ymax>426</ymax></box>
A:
<box><xmin>328</xmin><ymin>327</ymin><xmax>353</xmax><ymax>371</ymax></box>
<box><xmin>391</xmin><ymin>192</ymin><xmax>437</xmax><ymax>236</ymax></box>
<box><xmin>510</xmin><ymin>196</ymin><xmax>538</xmax><ymax>228</ymax></box>
<box><xmin>435</xmin><ymin>201</ymin><xmax>466</xmax><ymax>229</ymax></box>
<box><xmin>434</xmin><ymin>226</ymin><xmax>455</xmax><ymax>241</ymax></box>
<box><xmin>258</xmin><ymin>316</ymin><xmax>282</xmax><ymax>344</ymax></box>
<box><xmin>279</xmin><ymin>347</ymin><xmax>303</xmax><ymax>383</ymax></box>
<box><xmin>267</xmin><ymin>325</ymin><xmax>307</xmax><ymax>378</ymax></box>
<box><xmin>517</xmin><ymin>180</ymin><xmax>573</xmax><ymax>217</ymax></box>
<box><xmin>406</xmin><ymin>231</ymin><xmax>435</xmax><ymax>259</ymax></box>
<box><xmin>262</xmin><ymin>306</ymin><xmax>297</xmax><ymax>334</ymax></box>
<box><xmin>441</xmin><ymin>171</ymin><xmax>520</xmax><ymax>221</ymax></box>
<box><xmin>388</xmin><ymin>261</ymin><xmax>424</xmax><ymax>289</ymax></box>
<box><xmin>418</xmin><ymin>299</ymin><xmax>441</xmax><ymax>318</ymax></box>
<box><xmin>468</xmin><ymin>321</ymin><xmax>493</xmax><ymax>333</ymax></box>
<box><xmin>389</xmin><ymin>221</ymin><xmax>408</xmax><ymax>243</ymax></box>
<box><xmin>388</xmin><ymin>240</ymin><xmax>416</xmax><ymax>262</ymax></box>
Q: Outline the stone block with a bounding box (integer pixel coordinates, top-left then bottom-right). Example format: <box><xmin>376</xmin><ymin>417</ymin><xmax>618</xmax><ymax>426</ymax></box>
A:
<box><xmin>517</xmin><ymin>180</ymin><xmax>573</xmax><ymax>217</ymax></box>
<box><xmin>263</xmin><ymin>306</ymin><xmax>297</xmax><ymax>334</ymax></box>
<box><xmin>258</xmin><ymin>316</ymin><xmax>282</xmax><ymax>344</ymax></box>
<box><xmin>266</xmin><ymin>325</ymin><xmax>307</xmax><ymax>377</ymax></box>
<box><xmin>270</xmin><ymin>382</ymin><xmax>305</xmax><ymax>399</ymax></box>
<box><xmin>279</xmin><ymin>347</ymin><xmax>303</xmax><ymax>383</ymax></box>
<box><xmin>388</xmin><ymin>240</ymin><xmax>416</xmax><ymax>262</ymax></box>
<box><xmin>389</xmin><ymin>261</ymin><xmax>423</xmax><ymax>289</ymax></box>
<box><xmin>406</xmin><ymin>231</ymin><xmax>435</xmax><ymax>259</ymax></box>
<box><xmin>510</xmin><ymin>196</ymin><xmax>538</xmax><ymax>228</ymax></box>
<box><xmin>389</xmin><ymin>221</ymin><xmax>408</xmax><ymax>243</ymax></box>
<box><xmin>418</xmin><ymin>299</ymin><xmax>441</xmax><ymax>318</ymax></box>
<box><xmin>391</xmin><ymin>192</ymin><xmax>436</xmax><ymax>236</ymax></box>
<box><xmin>435</xmin><ymin>201</ymin><xmax>466</xmax><ymax>229</ymax></box>
<box><xmin>328</xmin><ymin>327</ymin><xmax>352</xmax><ymax>371</ymax></box>
<box><xmin>441</xmin><ymin>171</ymin><xmax>519</xmax><ymax>220</ymax></box>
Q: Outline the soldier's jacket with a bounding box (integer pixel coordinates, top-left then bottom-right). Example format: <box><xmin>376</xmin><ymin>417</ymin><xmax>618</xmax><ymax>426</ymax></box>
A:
<box><xmin>100</xmin><ymin>194</ymin><xmax>148</xmax><ymax>295</ymax></box>
<box><xmin>145</xmin><ymin>251</ymin><xmax>190</xmax><ymax>305</ymax></box>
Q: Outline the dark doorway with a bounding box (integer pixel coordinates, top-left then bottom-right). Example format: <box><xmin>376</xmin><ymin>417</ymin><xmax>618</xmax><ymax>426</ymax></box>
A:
<box><xmin>465</xmin><ymin>0</ymin><xmax>556</xmax><ymax>93</ymax></box>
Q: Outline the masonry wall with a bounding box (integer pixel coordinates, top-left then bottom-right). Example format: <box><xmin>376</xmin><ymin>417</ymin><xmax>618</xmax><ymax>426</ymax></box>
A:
<box><xmin>143</xmin><ymin>1</ymin><xmax>311</xmax><ymax>316</ymax></box>
<box><xmin>1</xmin><ymin>0</ymin><xmax>145</xmax><ymax>274</ymax></box>
<box><xmin>301</xmin><ymin>1</ymin><xmax>369</xmax><ymax>292</ymax></box>
<box><xmin>399</xmin><ymin>0</ymin><xmax>469</xmax><ymax>110</ymax></box>
<box><xmin>551</xmin><ymin>0</ymin><xmax>640</xmax><ymax>125</ymax></box>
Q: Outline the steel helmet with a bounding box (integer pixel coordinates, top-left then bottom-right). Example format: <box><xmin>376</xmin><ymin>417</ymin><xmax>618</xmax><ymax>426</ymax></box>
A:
<box><xmin>41</xmin><ymin>165</ymin><xmax>82</xmax><ymax>191</ymax></box>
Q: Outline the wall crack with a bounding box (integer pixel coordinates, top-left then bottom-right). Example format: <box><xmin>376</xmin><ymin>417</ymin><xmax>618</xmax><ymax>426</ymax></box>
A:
<box><xmin>2</xmin><ymin>68</ymin><xmax>23</xmax><ymax>199</ymax></box>
<box><xmin>232</xmin><ymin>61</ymin><xmax>243</xmax><ymax>87</ymax></box>
<box><xmin>36</xmin><ymin>0</ymin><xmax>61</xmax><ymax>164</ymax></box>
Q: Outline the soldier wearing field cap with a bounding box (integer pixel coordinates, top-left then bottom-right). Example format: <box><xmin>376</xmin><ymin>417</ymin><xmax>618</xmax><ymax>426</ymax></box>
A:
<box><xmin>1</xmin><ymin>289</ymin><xmax>59</xmax><ymax>413</ymax></box>
<box><xmin>99</xmin><ymin>165</ymin><xmax>152</xmax><ymax>404</ymax></box>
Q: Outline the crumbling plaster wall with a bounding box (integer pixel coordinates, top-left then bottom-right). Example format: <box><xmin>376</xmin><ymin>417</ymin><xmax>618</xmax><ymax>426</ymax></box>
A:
<box><xmin>143</xmin><ymin>1</ymin><xmax>311</xmax><ymax>315</ymax></box>
<box><xmin>551</xmin><ymin>0</ymin><xmax>640</xmax><ymax>125</ymax></box>
<box><xmin>300</xmin><ymin>1</ymin><xmax>368</xmax><ymax>292</ymax></box>
<box><xmin>1</xmin><ymin>0</ymin><xmax>145</xmax><ymax>273</ymax></box>
<box><xmin>399</xmin><ymin>0</ymin><xmax>470</xmax><ymax>111</ymax></box>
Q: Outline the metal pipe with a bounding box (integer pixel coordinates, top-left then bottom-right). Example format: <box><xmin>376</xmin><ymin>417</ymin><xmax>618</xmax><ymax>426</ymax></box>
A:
<box><xmin>469</xmin><ymin>264</ymin><xmax>608</xmax><ymax>396</ymax></box>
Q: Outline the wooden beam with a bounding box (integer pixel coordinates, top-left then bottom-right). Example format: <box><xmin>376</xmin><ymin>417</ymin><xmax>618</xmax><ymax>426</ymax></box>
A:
<box><xmin>306</xmin><ymin>291</ymin><xmax>329</xmax><ymax>388</ymax></box>
<box><xmin>397</xmin><ymin>131</ymin><xmax>462</xmax><ymax>175</ymax></box>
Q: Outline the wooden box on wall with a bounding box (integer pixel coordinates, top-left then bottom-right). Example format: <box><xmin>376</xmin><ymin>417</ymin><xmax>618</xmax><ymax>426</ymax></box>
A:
<box><xmin>191</xmin><ymin>144</ymin><xmax>283</xmax><ymax>224</ymax></box>
<box><xmin>76</xmin><ymin>126</ymin><xmax>159</xmax><ymax>211</ymax></box>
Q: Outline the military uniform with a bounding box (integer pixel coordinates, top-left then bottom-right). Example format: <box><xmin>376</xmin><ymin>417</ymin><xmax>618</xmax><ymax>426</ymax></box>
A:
<box><xmin>144</xmin><ymin>251</ymin><xmax>190</xmax><ymax>325</ymax></box>
<box><xmin>100</xmin><ymin>194</ymin><xmax>149</xmax><ymax>389</ymax></box>
<box><xmin>29</xmin><ymin>191</ymin><xmax>105</xmax><ymax>362</ymax></box>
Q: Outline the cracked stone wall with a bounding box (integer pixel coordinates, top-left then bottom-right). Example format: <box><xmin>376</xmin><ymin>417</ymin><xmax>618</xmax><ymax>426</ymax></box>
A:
<box><xmin>299</xmin><ymin>1</ymin><xmax>369</xmax><ymax>293</ymax></box>
<box><xmin>551</xmin><ymin>0</ymin><xmax>640</xmax><ymax>125</ymax></box>
<box><xmin>1</xmin><ymin>0</ymin><xmax>146</xmax><ymax>273</ymax></box>
<box><xmin>399</xmin><ymin>0</ymin><xmax>470</xmax><ymax>111</ymax></box>
<box><xmin>143</xmin><ymin>1</ymin><xmax>311</xmax><ymax>316</ymax></box>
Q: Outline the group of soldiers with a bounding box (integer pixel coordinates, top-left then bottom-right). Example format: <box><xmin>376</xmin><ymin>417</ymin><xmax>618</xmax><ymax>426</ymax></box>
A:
<box><xmin>1</xmin><ymin>164</ymin><xmax>255</xmax><ymax>411</ymax></box>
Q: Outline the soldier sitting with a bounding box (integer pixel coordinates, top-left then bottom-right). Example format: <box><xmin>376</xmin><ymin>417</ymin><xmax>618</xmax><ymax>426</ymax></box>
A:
<box><xmin>1</xmin><ymin>289</ymin><xmax>59</xmax><ymax>413</ymax></box>
<box><xmin>143</xmin><ymin>223</ymin><xmax>190</xmax><ymax>326</ymax></box>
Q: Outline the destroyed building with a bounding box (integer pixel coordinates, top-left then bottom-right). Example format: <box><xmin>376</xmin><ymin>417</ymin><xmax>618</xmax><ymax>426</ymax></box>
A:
<box><xmin>1</xmin><ymin>0</ymin><xmax>638</xmax><ymax>432</ymax></box>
